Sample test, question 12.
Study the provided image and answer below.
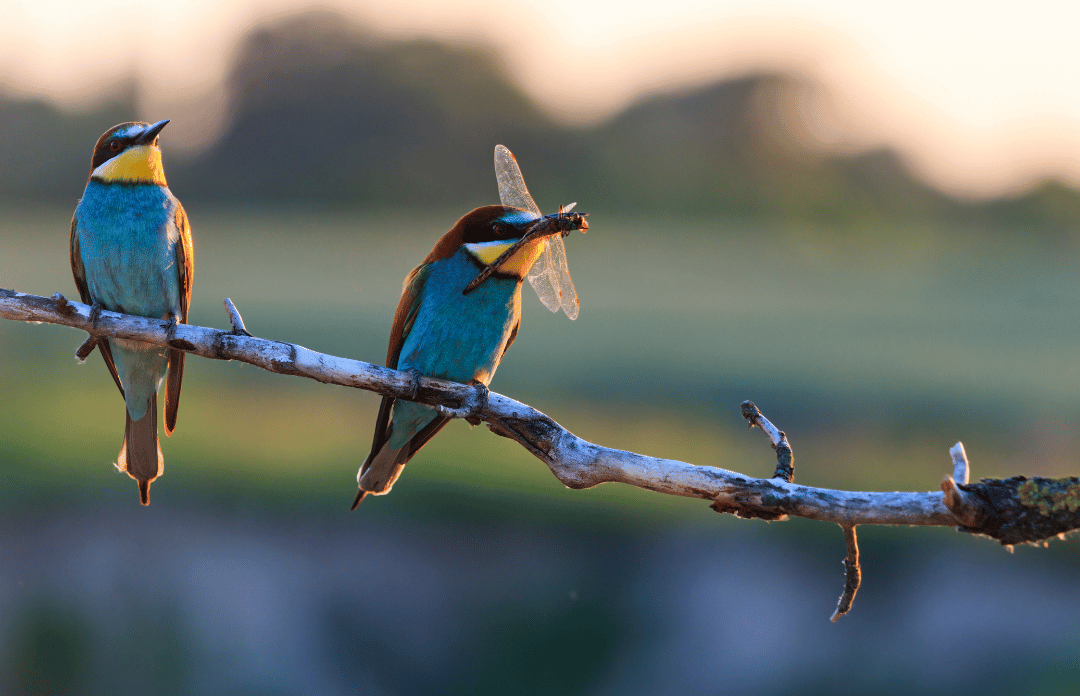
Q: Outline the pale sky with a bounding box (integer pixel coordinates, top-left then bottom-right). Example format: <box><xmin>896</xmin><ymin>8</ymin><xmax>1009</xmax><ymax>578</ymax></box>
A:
<box><xmin>3</xmin><ymin>0</ymin><xmax>1080</xmax><ymax>198</ymax></box>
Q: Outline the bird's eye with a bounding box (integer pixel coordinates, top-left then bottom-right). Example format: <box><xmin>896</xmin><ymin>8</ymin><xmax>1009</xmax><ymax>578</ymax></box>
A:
<box><xmin>493</xmin><ymin>224</ymin><xmax>506</xmax><ymax>236</ymax></box>
<box><xmin>108</xmin><ymin>141</ymin><xmax>122</xmax><ymax>152</ymax></box>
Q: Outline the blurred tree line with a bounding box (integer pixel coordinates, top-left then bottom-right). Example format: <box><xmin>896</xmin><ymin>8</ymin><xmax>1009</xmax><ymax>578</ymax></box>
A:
<box><xmin>4</xmin><ymin>10</ymin><xmax>1079</xmax><ymax>233</ymax></box>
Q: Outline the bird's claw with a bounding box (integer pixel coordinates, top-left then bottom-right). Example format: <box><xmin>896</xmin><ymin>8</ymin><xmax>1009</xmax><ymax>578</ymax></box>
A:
<box><xmin>464</xmin><ymin>381</ymin><xmax>489</xmax><ymax>425</ymax></box>
<box><xmin>437</xmin><ymin>382</ymin><xmax>489</xmax><ymax>422</ymax></box>
<box><xmin>162</xmin><ymin>314</ymin><xmax>183</xmax><ymax>345</ymax></box>
<box><xmin>89</xmin><ymin>301</ymin><xmax>104</xmax><ymax>327</ymax></box>
<box><xmin>406</xmin><ymin>368</ymin><xmax>424</xmax><ymax>401</ymax></box>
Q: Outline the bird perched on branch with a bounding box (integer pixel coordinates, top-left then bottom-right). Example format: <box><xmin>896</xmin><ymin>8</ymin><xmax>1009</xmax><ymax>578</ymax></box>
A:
<box><xmin>70</xmin><ymin>120</ymin><xmax>193</xmax><ymax>505</ymax></box>
<box><xmin>353</xmin><ymin>145</ymin><xmax>587</xmax><ymax>507</ymax></box>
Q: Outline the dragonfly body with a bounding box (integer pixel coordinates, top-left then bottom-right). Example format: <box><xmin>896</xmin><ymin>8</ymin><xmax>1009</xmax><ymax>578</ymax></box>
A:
<box><xmin>462</xmin><ymin>209</ymin><xmax>588</xmax><ymax>294</ymax></box>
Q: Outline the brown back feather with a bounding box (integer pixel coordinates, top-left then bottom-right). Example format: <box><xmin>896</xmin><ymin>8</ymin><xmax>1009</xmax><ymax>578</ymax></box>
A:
<box><xmin>364</xmin><ymin>205</ymin><xmax>514</xmax><ymax>473</ymax></box>
<box><xmin>70</xmin><ymin>215</ymin><xmax>125</xmax><ymax>396</ymax></box>
<box><xmin>164</xmin><ymin>203</ymin><xmax>193</xmax><ymax>435</ymax></box>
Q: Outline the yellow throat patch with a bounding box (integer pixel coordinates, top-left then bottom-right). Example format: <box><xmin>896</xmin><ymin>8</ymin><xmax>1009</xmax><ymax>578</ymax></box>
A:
<box><xmin>91</xmin><ymin>145</ymin><xmax>168</xmax><ymax>186</ymax></box>
<box><xmin>465</xmin><ymin>237</ymin><xmax>547</xmax><ymax>278</ymax></box>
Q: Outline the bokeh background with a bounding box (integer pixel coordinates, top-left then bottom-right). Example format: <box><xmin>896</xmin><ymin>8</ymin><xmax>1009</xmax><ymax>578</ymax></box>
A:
<box><xmin>2</xmin><ymin>2</ymin><xmax>1080</xmax><ymax>694</ymax></box>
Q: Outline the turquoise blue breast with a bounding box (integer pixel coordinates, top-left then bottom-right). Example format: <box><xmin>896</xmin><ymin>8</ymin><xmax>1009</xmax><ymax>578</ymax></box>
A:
<box><xmin>387</xmin><ymin>248</ymin><xmax>522</xmax><ymax>450</ymax></box>
<box><xmin>75</xmin><ymin>181</ymin><xmax>181</xmax><ymax>320</ymax></box>
<box><xmin>396</xmin><ymin>247</ymin><xmax>521</xmax><ymax>384</ymax></box>
<box><xmin>75</xmin><ymin>181</ymin><xmax>181</xmax><ymax>420</ymax></box>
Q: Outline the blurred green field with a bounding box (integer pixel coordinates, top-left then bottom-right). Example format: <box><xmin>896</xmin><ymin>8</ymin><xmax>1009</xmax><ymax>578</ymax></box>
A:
<box><xmin>2</xmin><ymin>204</ymin><xmax>1079</xmax><ymax>517</ymax></box>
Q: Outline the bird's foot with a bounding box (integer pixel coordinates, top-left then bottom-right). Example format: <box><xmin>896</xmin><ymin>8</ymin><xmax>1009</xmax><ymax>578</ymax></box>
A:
<box><xmin>405</xmin><ymin>368</ymin><xmax>424</xmax><ymax>401</ymax></box>
<box><xmin>74</xmin><ymin>299</ymin><xmax>105</xmax><ymax>360</ymax></box>
<box><xmin>165</xmin><ymin>312</ymin><xmax>186</xmax><ymax>339</ymax></box>
<box><xmin>89</xmin><ymin>301</ymin><xmax>104</xmax><ymax>328</ymax></box>
<box><xmin>438</xmin><ymin>381</ymin><xmax>489</xmax><ymax>422</ymax></box>
<box><xmin>465</xmin><ymin>382</ymin><xmax>489</xmax><ymax>424</ymax></box>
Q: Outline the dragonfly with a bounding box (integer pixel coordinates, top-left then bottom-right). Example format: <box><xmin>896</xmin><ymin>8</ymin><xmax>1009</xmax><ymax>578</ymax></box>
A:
<box><xmin>463</xmin><ymin>144</ymin><xmax>587</xmax><ymax>319</ymax></box>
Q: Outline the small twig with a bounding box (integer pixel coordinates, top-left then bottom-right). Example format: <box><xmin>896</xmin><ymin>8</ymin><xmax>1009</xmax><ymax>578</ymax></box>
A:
<box><xmin>941</xmin><ymin>442</ymin><xmax>982</xmax><ymax>529</ymax></box>
<box><xmin>941</xmin><ymin>477</ymin><xmax>984</xmax><ymax>528</ymax></box>
<box><xmin>742</xmin><ymin>400</ymin><xmax>858</xmax><ymax>618</ymax></box>
<box><xmin>223</xmin><ymin>298</ymin><xmax>252</xmax><ymax>336</ymax></box>
<box><xmin>740</xmin><ymin>400</ymin><xmax>794</xmax><ymax>482</ymax></box>
<box><xmin>950</xmin><ymin>442</ymin><xmax>970</xmax><ymax>485</ymax></box>
<box><xmin>75</xmin><ymin>336</ymin><xmax>98</xmax><ymax>361</ymax></box>
<box><xmin>831</xmin><ymin>524</ymin><xmax>861</xmax><ymax>622</ymax></box>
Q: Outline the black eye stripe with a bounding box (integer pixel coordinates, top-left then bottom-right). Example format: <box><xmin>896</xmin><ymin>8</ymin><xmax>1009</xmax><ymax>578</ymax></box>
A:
<box><xmin>92</xmin><ymin>138</ymin><xmax>133</xmax><ymax>168</ymax></box>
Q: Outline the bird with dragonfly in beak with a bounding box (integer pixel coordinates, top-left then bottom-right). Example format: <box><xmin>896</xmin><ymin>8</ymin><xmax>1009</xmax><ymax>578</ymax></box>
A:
<box><xmin>353</xmin><ymin>145</ymin><xmax>587</xmax><ymax>507</ymax></box>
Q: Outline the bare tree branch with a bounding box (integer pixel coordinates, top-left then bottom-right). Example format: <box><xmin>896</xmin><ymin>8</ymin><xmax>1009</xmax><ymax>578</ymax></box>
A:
<box><xmin>0</xmin><ymin>287</ymin><xmax>957</xmax><ymax>523</ymax></box>
<box><xmin>3</xmin><ymin>286</ymin><xmax>1079</xmax><ymax>618</ymax></box>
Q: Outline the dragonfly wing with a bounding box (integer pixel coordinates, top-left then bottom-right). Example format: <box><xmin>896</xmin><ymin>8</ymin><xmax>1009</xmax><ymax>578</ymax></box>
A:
<box><xmin>495</xmin><ymin>145</ymin><xmax>540</xmax><ymax>215</ymax></box>
<box><xmin>548</xmin><ymin>234</ymin><xmax>579</xmax><ymax>320</ymax></box>
<box><xmin>496</xmin><ymin>145</ymin><xmax>579</xmax><ymax>320</ymax></box>
<box><xmin>527</xmin><ymin>245</ymin><xmax>563</xmax><ymax>314</ymax></box>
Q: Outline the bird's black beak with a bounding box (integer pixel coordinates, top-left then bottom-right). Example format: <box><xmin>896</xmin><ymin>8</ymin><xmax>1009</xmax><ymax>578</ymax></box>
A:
<box><xmin>137</xmin><ymin>119</ymin><xmax>170</xmax><ymax>145</ymax></box>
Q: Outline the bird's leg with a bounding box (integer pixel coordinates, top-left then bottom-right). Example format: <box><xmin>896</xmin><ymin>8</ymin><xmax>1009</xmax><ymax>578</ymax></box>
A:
<box><xmin>405</xmin><ymin>368</ymin><xmax>424</xmax><ymax>402</ymax></box>
<box><xmin>161</xmin><ymin>312</ymin><xmax>183</xmax><ymax>348</ymax></box>
<box><xmin>89</xmin><ymin>300</ymin><xmax>104</xmax><ymax>328</ymax></box>
<box><xmin>75</xmin><ymin>301</ymin><xmax>106</xmax><ymax>360</ymax></box>
<box><xmin>465</xmin><ymin>382</ymin><xmax>489</xmax><ymax>425</ymax></box>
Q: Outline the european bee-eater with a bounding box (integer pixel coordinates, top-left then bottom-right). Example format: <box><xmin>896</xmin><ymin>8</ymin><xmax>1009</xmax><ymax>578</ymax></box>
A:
<box><xmin>352</xmin><ymin>204</ymin><xmax>585</xmax><ymax>507</ymax></box>
<box><xmin>70</xmin><ymin>120</ymin><xmax>193</xmax><ymax>505</ymax></box>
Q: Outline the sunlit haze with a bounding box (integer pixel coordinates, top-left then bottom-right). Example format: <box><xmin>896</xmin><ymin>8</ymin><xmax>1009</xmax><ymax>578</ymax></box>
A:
<box><xmin>4</xmin><ymin>0</ymin><xmax>1080</xmax><ymax>198</ymax></box>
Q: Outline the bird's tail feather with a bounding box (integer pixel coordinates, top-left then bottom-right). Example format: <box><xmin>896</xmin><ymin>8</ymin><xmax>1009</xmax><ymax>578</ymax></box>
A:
<box><xmin>357</xmin><ymin>443</ymin><xmax>410</xmax><ymax>498</ymax></box>
<box><xmin>352</xmin><ymin>415</ymin><xmax>451</xmax><ymax>509</ymax></box>
<box><xmin>117</xmin><ymin>398</ymin><xmax>163</xmax><ymax>506</ymax></box>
